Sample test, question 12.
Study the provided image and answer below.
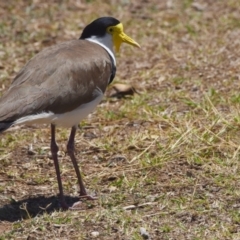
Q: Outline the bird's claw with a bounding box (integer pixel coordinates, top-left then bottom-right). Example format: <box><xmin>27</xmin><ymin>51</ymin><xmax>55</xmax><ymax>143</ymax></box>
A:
<box><xmin>79</xmin><ymin>194</ymin><xmax>98</xmax><ymax>200</ymax></box>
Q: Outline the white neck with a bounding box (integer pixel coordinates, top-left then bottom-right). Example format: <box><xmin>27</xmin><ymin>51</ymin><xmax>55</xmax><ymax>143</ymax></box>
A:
<box><xmin>86</xmin><ymin>34</ymin><xmax>116</xmax><ymax>66</ymax></box>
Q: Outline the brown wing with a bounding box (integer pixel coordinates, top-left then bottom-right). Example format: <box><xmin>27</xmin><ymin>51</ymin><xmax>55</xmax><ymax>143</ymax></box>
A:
<box><xmin>0</xmin><ymin>40</ymin><xmax>112</xmax><ymax>122</ymax></box>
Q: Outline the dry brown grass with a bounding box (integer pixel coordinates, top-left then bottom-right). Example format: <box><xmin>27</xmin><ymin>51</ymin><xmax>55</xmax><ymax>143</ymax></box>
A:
<box><xmin>1</xmin><ymin>0</ymin><xmax>240</xmax><ymax>239</ymax></box>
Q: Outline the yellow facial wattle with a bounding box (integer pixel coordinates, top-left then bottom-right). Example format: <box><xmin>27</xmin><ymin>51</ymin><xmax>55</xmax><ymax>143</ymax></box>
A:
<box><xmin>107</xmin><ymin>23</ymin><xmax>140</xmax><ymax>52</ymax></box>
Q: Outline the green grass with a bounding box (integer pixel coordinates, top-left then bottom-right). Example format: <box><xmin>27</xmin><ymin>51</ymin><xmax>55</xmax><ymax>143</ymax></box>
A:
<box><xmin>1</xmin><ymin>0</ymin><xmax>240</xmax><ymax>239</ymax></box>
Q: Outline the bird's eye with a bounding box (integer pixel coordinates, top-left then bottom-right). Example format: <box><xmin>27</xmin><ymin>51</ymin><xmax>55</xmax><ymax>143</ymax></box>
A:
<box><xmin>109</xmin><ymin>28</ymin><xmax>113</xmax><ymax>32</ymax></box>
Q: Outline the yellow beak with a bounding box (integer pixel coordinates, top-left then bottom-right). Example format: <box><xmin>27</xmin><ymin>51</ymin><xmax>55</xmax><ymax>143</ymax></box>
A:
<box><xmin>112</xmin><ymin>23</ymin><xmax>140</xmax><ymax>52</ymax></box>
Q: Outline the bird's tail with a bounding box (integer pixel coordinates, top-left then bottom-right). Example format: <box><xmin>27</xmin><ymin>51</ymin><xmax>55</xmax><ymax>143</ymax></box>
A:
<box><xmin>0</xmin><ymin>121</ymin><xmax>14</xmax><ymax>133</ymax></box>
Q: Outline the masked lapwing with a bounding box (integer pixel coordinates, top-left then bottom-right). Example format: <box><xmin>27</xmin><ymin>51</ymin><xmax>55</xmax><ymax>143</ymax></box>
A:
<box><xmin>0</xmin><ymin>17</ymin><xmax>140</xmax><ymax>209</ymax></box>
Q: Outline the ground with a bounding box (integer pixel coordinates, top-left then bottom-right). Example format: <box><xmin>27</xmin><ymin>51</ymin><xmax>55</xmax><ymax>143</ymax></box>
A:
<box><xmin>1</xmin><ymin>0</ymin><xmax>240</xmax><ymax>239</ymax></box>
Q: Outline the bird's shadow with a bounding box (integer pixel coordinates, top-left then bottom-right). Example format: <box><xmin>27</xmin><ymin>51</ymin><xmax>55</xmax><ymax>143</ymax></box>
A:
<box><xmin>0</xmin><ymin>195</ymin><xmax>79</xmax><ymax>222</ymax></box>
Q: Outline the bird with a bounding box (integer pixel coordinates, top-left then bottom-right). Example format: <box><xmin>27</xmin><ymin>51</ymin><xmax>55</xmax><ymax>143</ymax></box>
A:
<box><xmin>0</xmin><ymin>17</ymin><xmax>140</xmax><ymax>209</ymax></box>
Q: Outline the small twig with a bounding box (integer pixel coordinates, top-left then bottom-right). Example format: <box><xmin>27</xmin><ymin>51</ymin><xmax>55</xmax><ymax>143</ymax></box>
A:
<box><xmin>123</xmin><ymin>202</ymin><xmax>157</xmax><ymax>210</ymax></box>
<box><xmin>20</xmin><ymin>202</ymin><xmax>31</xmax><ymax>219</ymax></box>
<box><xmin>191</xmin><ymin>179</ymin><xmax>198</xmax><ymax>204</ymax></box>
<box><xmin>170</xmin><ymin>127</ymin><xmax>192</xmax><ymax>150</ymax></box>
<box><xmin>39</xmin><ymin>202</ymin><xmax>52</xmax><ymax>210</ymax></box>
<box><xmin>0</xmin><ymin>153</ymin><xmax>12</xmax><ymax>161</ymax></box>
<box><xmin>232</xmin><ymin>144</ymin><xmax>240</xmax><ymax>160</ymax></box>
<box><xmin>130</xmin><ymin>137</ymin><xmax>159</xmax><ymax>163</ymax></box>
<box><xmin>143</xmin><ymin>212</ymin><xmax>168</xmax><ymax>218</ymax></box>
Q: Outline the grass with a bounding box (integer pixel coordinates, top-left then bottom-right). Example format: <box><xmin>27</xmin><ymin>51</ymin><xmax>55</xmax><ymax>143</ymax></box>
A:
<box><xmin>1</xmin><ymin>0</ymin><xmax>240</xmax><ymax>239</ymax></box>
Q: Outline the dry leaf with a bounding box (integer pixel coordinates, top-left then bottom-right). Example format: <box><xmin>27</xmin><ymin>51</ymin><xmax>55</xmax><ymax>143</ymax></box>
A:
<box><xmin>110</xmin><ymin>83</ymin><xmax>138</xmax><ymax>98</ymax></box>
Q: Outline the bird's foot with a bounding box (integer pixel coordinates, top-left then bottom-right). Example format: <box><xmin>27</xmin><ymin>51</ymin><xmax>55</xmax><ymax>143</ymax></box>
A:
<box><xmin>59</xmin><ymin>200</ymin><xmax>83</xmax><ymax>210</ymax></box>
<box><xmin>69</xmin><ymin>195</ymin><xmax>97</xmax><ymax>210</ymax></box>
<box><xmin>59</xmin><ymin>194</ymin><xmax>97</xmax><ymax>210</ymax></box>
<box><xmin>68</xmin><ymin>194</ymin><xmax>97</xmax><ymax>209</ymax></box>
<box><xmin>69</xmin><ymin>201</ymin><xmax>83</xmax><ymax>210</ymax></box>
<box><xmin>60</xmin><ymin>201</ymin><xmax>69</xmax><ymax>210</ymax></box>
<box><xmin>79</xmin><ymin>194</ymin><xmax>98</xmax><ymax>200</ymax></box>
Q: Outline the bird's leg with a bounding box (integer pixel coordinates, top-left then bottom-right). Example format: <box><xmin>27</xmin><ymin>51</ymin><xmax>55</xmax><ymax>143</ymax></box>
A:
<box><xmin>51</xmin><ymin>124</ymin><xmax>68</xmax><ymax>210</ymax></box>
<box><xmin>67</xmin><ymin>126</ymin><xmax>97</xmax><ymax>201</ymax></box>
